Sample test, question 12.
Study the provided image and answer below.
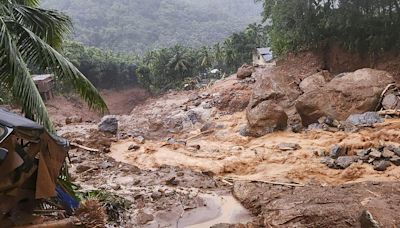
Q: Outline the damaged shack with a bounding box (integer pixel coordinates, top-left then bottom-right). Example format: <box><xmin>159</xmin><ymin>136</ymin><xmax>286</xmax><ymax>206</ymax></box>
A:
<box><xmin>0</xmin><ymin>108</ymin><xmax>69</xmax><ymax>226</ymax></box>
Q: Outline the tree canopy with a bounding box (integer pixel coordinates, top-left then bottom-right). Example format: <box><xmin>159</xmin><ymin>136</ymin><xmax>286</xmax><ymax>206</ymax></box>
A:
<box><xmin>257</xmin><ymin>0</ymin><xmax>400</xmax><ymax>56</ymax></box>
<box><xmin>40</xmin><ymin>0</ymin><xmax>262</xmax><ymax>53</ymax></box>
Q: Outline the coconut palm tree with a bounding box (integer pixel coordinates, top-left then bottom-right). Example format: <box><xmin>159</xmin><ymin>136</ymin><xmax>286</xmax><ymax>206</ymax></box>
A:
<box><xmin>0</xmin><ymin>0</ymin><xmax>108</xmax><ymax>130</ymax></box>
<box><xmin>167</xmin><ymin>45</ymin><xmax>191</xmax><ymax>80</ymax></box>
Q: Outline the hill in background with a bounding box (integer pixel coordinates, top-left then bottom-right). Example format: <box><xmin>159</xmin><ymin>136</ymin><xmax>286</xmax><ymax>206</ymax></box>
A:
<box><xmin>41</xmin><ymin>0</ymin><xmax>262</xmax><ymax>53</ymax></box>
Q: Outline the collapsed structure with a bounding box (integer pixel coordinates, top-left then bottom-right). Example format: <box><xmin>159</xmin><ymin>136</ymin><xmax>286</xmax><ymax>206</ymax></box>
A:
<box><xmin>0</xmin><ymin>109</ymin><xmax>69</xmax><ymax>226</ymax></box>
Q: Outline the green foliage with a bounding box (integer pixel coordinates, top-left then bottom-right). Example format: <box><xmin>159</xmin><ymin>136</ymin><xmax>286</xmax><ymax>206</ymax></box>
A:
<box><xmin>40</xmin><ymin>0</ymin><xmax>262</xmax><ymax>53</ymax></box>
<box><xmin>62</xmin><ymin>41</ymin><xmax>139</xmax><ymax>89</ymax></box>
<box><xmin>0</xmin><ymin>0</ymin><xmax>107</xmax><ymax>131</ymax></box>
<box><xmin>257</xmin><ymin>0</ymin><xmax>400</xmax><ymax>56</ymax></box>
<box><xmin>135</xmin><ymin>23</ymin><xmax>269</xmax><ymax>93</ymax></box>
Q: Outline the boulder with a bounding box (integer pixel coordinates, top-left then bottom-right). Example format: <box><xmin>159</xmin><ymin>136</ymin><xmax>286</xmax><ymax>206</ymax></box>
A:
<box><xmin>299</xmin><ymin>71</ymin><xmax>332</xmax><ymax>93</ymax></box>
<box><xmin>236</xmin><ymin>64</ymin><xmax>254</xmax><ymax>79</ymax></box>
<box><xmin>246</xmin><ymin>100</ymin><xmax>288</xmax><ymax>137</ymax></box>
<box><xmin>346</xmin><ymin>112</ymin><xmax>383</xmax><ymax>126</ymax></box>
<box><xmin>382</xmin><ymin>93</ymin><xmax>400</xmax><ymax>110</ymax></box>
<box><xmin>296</xmin><ymin>69</ymin><xmax>394</xmax><ymax>126</ymax></box>
<box><xmin>244</xmin><ymin>67</ymin><xmax>302</xmax><ymax>136</ymax></box>
<box><xmin>98</xmin><ymin>116</ymin><xmax>118</xmax><ymax>134</ymax></box>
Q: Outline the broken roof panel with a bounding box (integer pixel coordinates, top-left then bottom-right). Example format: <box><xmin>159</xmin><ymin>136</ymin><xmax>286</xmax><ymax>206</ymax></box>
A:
<box><xmin>0</xmin><ymin>108</ymin><xmax>43</xmax><ymax>131</ymax></box>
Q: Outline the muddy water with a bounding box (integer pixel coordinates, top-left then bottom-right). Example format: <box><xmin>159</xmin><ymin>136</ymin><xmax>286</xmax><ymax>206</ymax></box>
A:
<box><xmin>180</xmin><ymin>194</ymin><xmax>253</xmax><ymax>228</ymax></box>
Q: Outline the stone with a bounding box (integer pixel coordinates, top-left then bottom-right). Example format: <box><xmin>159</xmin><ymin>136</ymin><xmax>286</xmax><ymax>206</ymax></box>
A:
<box><xmin>382</xmin><ymin>148</ymin><xmax>395</xmax><ymax>159</ymax></box>
<box><xmin>128</xmin><ymin>144</ymin><xmax>141</xmax><ymax>151</ymax></box>
<box><xmin>151</xmin><ymin>191</ymin><xmax>163</xmax><ymax>200</ymax></box>
<box><xmin>382</xmin><ymin>93</ymin><xmax>400</xmax><ymax>110</ymax></box>
<box><xmin>136</xmin><ymin>211</ymin><xmax>154</xmax><ymax>225</ymax></box>
<box><xmin>166</xmin><ymin>177</ymin><xmax>179</xmax><ymax>186</ymax></box>
<box><xmin>346</xmin><ymin>112</ymin><xmax>383</xmax><ymax>127</ymax></box>
<box><xmin>201</xmin><ymin>122</ymin><xmax>215</xmax><ymax>132</ymax></box>
<box><xmin>98</xmin><ymin>116</ymin><xmax>118</xmax><ymax>134</ymax></box>
<box><xmin>236</xmin><ymin>64</ymin><xmax>254</xmax><ymax>79</ymax></box>
<box><xmin>387</xmin><ymin>145</ymin><xmax>400</xmax><ymax>156</ymax></box>
<box><xmin>321</xmin><ymin>157</ymin><xmax>336</xmax><ymax>168</ymax></box>
<box><xmin>330</xmin><ymin>145</ymin><xmax>346</xmax><ymax>158</ymax></box>
<box><xmin>390</xmin><ymin>156</ymin><xmax>400</xmax><ymax>166</ymax></box>
<box><xmin>277</xmin><ymin>143</ymin><xmax>301</xmax><ymax>151</ymax></box>
<box><xmin>186</xmin><ymin>110</ymin><xmax>200</xmax><ymax>124</ymax></box>
<box><xmin>134</xmin><ymin>136</ymin><xmax>145</xmax><ymax>144</ymax></box>
<box><xmin>368</xmin><ymin>149</ymin><xmax>382</xmax><ymax>159</ymax></box>
<box><xmin>359</xmin><ymin>210</ymin><xmax>381</xmax><ymax>228</ymax></box>
<box><xmin>296</xmin><ymin>69</ymin><xmax>394</xmax><ymax>126</ymax></box>
<box><xmin>357</xmin><ymin>149</ymin><xmax>371</xmax><ymax>161</ymax></box>
<box><xmin>373</xmin><ymin>160</ymin><xmax>391</xmax><ymax>171</ymax></box>
<box><xmin>245</xmin><ymin>100</ymin><xmax>288</xmax><ymax>137</ymax></box>
<box><xmin>98</xmin><ymin>161</ymin><xmax>113</xmax><ymax>169</ymax></box>
<box><xmin>336</xmin><ymin>156</ymin><xmax>358</xmax><ymax>169</ymax></box>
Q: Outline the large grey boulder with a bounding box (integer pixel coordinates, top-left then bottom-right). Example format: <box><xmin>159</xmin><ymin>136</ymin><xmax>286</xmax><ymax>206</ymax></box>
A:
<box><xmin>296</xmin><ymin>69</ymin><xmax>394</xmax><ymax>126</ymax></box>
<box><xmin>98</xmin><ymin>116</ymin><xmax>118</xmax><ymax>134</ymax></box>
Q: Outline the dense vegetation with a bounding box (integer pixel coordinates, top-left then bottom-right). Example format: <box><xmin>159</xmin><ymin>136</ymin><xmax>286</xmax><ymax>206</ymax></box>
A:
<box><xmin>62</xmin><ymin>22</ymin><xmax>268</xmax><ymax>93</ymax></box>
<box><xmin>41</xmin><ymin>0</ymin><xmax>262</xmax><ymax>53</ymax></box>
<box><xmin>257</xmin><ymin>0</ymin><xmax>400</xmax><ymax>56</ymax></box>
<box><xmin>62</xmin><ymin>41</ymin><xmax>138</xmax><ymax>89</ymax></box>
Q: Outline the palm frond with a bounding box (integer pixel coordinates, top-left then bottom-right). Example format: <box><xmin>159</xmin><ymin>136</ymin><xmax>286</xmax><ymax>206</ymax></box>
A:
<box><xmin>0</xmin><ymin>17</ymin><xmax>53</xmax><ymax>130</ymax></box>
<box><xmin>11</xmin><ymin>4</ymin><xmax>71</xmax><ymax>49</ymax></box>
<box><xmin>8</xmin><ymin>21</ymin><xmax>108</xmax><ymax>114</ymax></box>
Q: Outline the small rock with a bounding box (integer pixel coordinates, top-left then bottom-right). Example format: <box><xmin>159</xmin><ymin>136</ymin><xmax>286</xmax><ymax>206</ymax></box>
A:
<box><xmin>200</xmin><ymin>92</ymin><xmax>210</xmax><ymax>99</ymax></box>
<box><xmin>136</xmin><ymin>211</ymin><xmax>154</xmax><ymax>225</ymax></box>
<box><xmin>166</xmin><ymin>177</ymin><xmax>179</xmax><ymax>186</ymax></box>
<box><xmin>373</xmin><ymin>160</ymin><xmax>391</xmax><ymax>171</ymax></box>
<box><xmin>128</xmin><ymin>144</ymin><xmax>141</xmax><ymax>151</ymax></box>
<box><xmin>382</xmin><ymin>148</ymin><xmax>395</xmax><ymax>158</ymax></box>
<box><xmin>368</xmin><ymin>149</ymin><xmax>382</xmax><ymax>159</ymax></box>
<box><xmin>336</xmin><ymin>156</ymin><xmax>358</xmax><ymax>169</ymax></box>
<box><xmin>151</xmin><ymin>191</ymin><xmax>163</xmax><ymax>200</ymax></box>
<box><xmin>330</xmin><ymin>145</ymin><xmax>345</xmax><ymax>158</ymax></box>
<box><xmin>346</xmin><ymin>112</ymin><xmax>383</xmax><ymax>127</ymax></box>
<box><xmin>390</xmin><ymin>155</ymin><xmax>400</xmax><ymax>166</ymax></box>
<box><xmin>387</xmin><ymin>145</ymin><xmax>400</xmax><ymax>156</ymax></box>
<box><xmin>321</xmin><ymin>157</ymin><xmax>336</xmax><ymax>168</ymax></box>
<box><xmin>239</xmin><ymin>126</ymin><xmax>250</xmax><ymax>136</ymax></box>
<box><xmin>166</xmin><ymin>137</ymin><xmax>176</xmax><ymax>144</ymax></box>
<box><xmin>201</xmin><ymin>122</ymin><xmax>215</xmax><ymax>132</ymax></box>
<box><xmin>382</xmin><ymin>93</ymin><xmax>400</xmax><ymax>110</ymax></box>
<box><xmin>359</xmin><ymin>210</ymin><xmax>381</xmax><ymax>228</ymax></box>
<box><xmin>98</xmin><ymin>161</ymin><xmax>113</xmax><ymax>169</ymax></box>
<box><xmin>134</xmin><ymin>136</ymin><xmax>145</xmax><ymax>144</ymax></box>
<box><xmin>277</xmin><ymin>143</ymin><xmax>301</xmax><ymax>151</ymax></box>
<box><xmin>203</xmin><ymin>102</ymin><xmax>213</xmax><ymax>109</ymax></box>
<box><xmin>110</xmin><ymin>184</ymin><xmax>121</xmax><ymax>190</ymax></box>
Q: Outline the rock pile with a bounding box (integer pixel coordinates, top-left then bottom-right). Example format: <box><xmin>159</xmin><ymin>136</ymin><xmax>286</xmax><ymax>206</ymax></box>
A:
<box><xmin>321</xmin><ymin>145</ymin><xmax>400</xmax><ymax>171</ymax></box>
